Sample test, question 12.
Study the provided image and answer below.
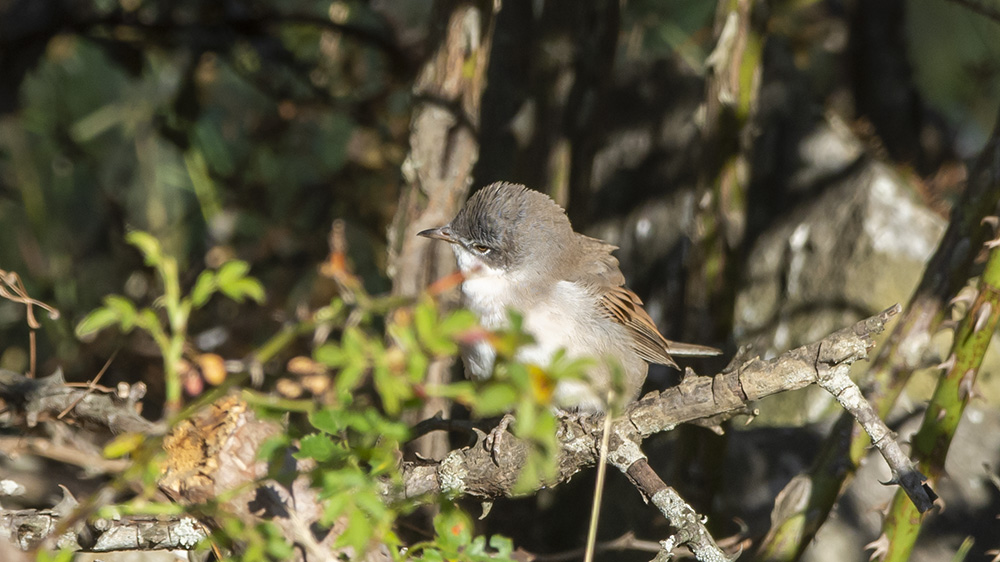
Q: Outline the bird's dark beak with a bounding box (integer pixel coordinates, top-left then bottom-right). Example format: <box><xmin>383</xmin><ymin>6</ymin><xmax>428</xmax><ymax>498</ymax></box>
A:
<box><xmin>418</xmin><ymin>225</ymin><xmax>457</xmax><ymax>243</ymax></box>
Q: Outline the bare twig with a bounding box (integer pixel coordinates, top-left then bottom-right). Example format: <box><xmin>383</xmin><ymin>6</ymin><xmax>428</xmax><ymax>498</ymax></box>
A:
<box><xmin>57</xmin><ymin>349</ymin><xmax>119</xmax><ymax>420</ymax></box>
<box><xmin>0</xmin><ymin>436</ymin><xmax>128</xmax><ymax>474</ymax></box>
<box><xmin>0</xmin><ymin>270</ymin><xmax>60</xmax><ymax>378</ymax></box>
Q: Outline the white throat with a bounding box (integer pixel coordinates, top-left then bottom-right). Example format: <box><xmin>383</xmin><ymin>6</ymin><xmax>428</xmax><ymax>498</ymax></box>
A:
<box><xmin>452</xmin><ymin>246</ymin><xmax>516</xmax><ymax>329</ymax></box>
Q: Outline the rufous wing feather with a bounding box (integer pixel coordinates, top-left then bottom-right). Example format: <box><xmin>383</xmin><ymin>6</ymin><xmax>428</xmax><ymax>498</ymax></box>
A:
<box><xmin>570</xmin><ymin>232</ymin><xmax>720</xmax><ymax>368</ymax></box>
<box><xmin>599</xmin><ymin>286</ymin><xmax>721</xmax><ymax>368</ymax></box>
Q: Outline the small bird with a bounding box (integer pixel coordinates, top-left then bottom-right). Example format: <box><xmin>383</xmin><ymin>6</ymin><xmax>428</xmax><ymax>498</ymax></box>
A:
<box><xmin>419</xmin><ymin>182</ymin><xmax>720</xmax><ymax>411</ymax></box>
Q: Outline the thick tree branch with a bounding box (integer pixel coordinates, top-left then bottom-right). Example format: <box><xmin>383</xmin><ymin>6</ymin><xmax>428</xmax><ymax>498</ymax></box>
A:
<box><xmin>397</xmin><ymin>306</ymin><xmax>922</xmax><ymax>505</ymax></box>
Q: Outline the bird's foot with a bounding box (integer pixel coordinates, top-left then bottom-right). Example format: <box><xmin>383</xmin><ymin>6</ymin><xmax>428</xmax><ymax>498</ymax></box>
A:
<box><xmin>484</xmin><ymin>413</ymin><xmax>515</xmax><ymax>464</ymax></box>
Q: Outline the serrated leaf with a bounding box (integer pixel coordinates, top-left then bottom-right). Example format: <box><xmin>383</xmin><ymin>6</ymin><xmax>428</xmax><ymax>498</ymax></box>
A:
<box><xmin>190</xmin><ymin>270</ymin><xmax>216</xmax><ymax>308</ymax></box>
<box><xmin>296</xmin><ymin>433</ymin><xmax>338</xmax><ymax>462</ymax></box>
<box><xmin>125</xmin><ymin>230</ymin><xmax>164</xmax><ymax>267</ymax></box>
<box><xmin>309</xmin><ymin>408</ymin><xmax>341</xmax><ymax>434</ymax></box>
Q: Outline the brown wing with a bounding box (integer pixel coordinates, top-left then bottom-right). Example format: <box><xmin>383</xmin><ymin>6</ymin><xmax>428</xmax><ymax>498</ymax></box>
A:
<box><xmin>600</xmin><ymin>286</ymin><xmax>721</xmax><ymax>367</ymax></box>
<box><xmin>571</xmin><ymin>234</ymin><xmax>721</xmax><ymax>367</ymax></box>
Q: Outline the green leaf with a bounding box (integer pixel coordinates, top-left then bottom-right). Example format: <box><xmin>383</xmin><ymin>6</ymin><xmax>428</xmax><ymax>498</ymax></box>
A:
<box><xmin>341</xmin><ymin>326</ymin><xmax>367</xmax><ymax>358</ymax></box>
<box><xmin>413</xmin><ymin>299</ymin><xmax>436</xmax><ymax>341</ymax></box>
<box><xmin>265</xmin><ymin>531</ymin><xmax>295</xmax><ymax>559</ymax></box>
<box><xmin>336</xmin><ymin>363</ymin><xmax>366</xmax><ymax>394</ymax></box>
<box><xmin>136</xmin><ymin>308</ymin><xmax>162</xmax><ymax>333</ymax></box>
<box><xmin>322</xmin><ymin>492</ymin><xmax>349</xmax><ymax>525</ymax></box>
<box><xmin>125</xmin><ymin>230</ymin><xmax>164</xmax><ymax>268</ymax></box>
<box><xmin>314</xmin><ymin>343</ymin><xmax>346</xmax><ymax>367</ymax></box>
<box><xmin>233</xmin><ymin>277</ymin><xmax>266</xmax><ymax>303</ymax></box>
<box><xmin>336</xmin><ymin>506</ymin><xmax>373</xmax><ymax>553</ymax></box>
<box><xmin>75</xmin><ymin>307</ymin><xmax>120</xmax><ymax>338</ymax></box>
<box><xmin>103</xmin><ymin>295</ymin><xmax>138</xmax><ymax>331</ymax></box>
<box><xmin>210</xmin><ymin>260</ymin><xmax>265</xmax><ymax>303</ymax></box>
<box><xmin>489</xmin><ymin>534</ymin><xmax>514</xmax><ymax>556</ymax></box>
<box><xmin>428</xmin><ymin>381</ymin><xmax>477</xmax><ymax>403</ymax></box>
<box><xmin>473</xmin><ymin>384</ymin><xmax>518</xmax><ymax>416</ymax></box>
<box><xmin>438</xmin><ymin>308</ymin><xmax>478</xmax><ymax>336</ymax></box>
<box><xmin>216</xmin><ymin>260</ymin><xmax>251</xmax><ymax>285</ymax></box>
<box><xmin>309</xmin><ymin>408</ymin><xmax>341</xmax><ymax>434</ymax></box>
<box><xmin>103</xmin><ymin>432</ymin><xmax>145</xmax><ymax>458</ymax></box>
<box><xmin>354</xmin><ymin>489</ymin><xmax>388</xmax><ymax>520</ymax></box>
<box><xmin>296</xmin><ymin>433</ymin><xmax>339</xmax><ymax>462</ymax></box>
<box><xmin>433</xmin><ymin>507</ymin><xmax>473</xmax><ymax>551</ymax></box>
<box><xmin>257</xmin><ymin>435</ymin><xmax>290</xmax><ymax>461</ymax></box>
<box><xmin>419</xmin><ymin>549</ymin><xmax>444</xmax><ymax>562</ymax></box>
<box><xmin>190</xmin><ymin>270</ymin><xmax>217</xmax><ymax>308</ymax></box>
<box><xmin>407</xmin><ymin>350</ymin><xmax>430</xmax><ymax>383</ymax></box>
<box><xmin>35</xmin><ymin>548</ymin><xmax>75</xmax><ymax>562</ymax></box>
<box><xmin>218</xmin><ymin>277</ymin><xmax>265</xmax><ymax>303</ymax></box>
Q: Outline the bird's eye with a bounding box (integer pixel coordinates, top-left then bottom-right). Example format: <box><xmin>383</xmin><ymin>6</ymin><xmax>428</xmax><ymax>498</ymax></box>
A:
<box><xmin>472</xmin><ymin>244</ymin><xmax>491</xmax><ymax>254</ymax></box>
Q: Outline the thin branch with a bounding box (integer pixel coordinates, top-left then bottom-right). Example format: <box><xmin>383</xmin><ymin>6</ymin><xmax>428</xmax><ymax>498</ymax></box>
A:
<box><xmin>57</xmin><ymin>349</ymin><xmax>119</xmax><ymax>420</ymax></box>
<box><xmin>0</xmin><ymin>369</ymin><xmax>161</xmax><ymax>435</ymax></box>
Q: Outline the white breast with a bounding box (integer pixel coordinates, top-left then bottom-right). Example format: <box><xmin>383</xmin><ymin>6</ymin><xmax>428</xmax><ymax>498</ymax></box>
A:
<box><xmin>451</xmin><ymin>245</ymin><xmax>642</xmax><ymax>410</ymax></box>
<box><xmin>452</xmin><ymin>247</ymin><xmax>511</xmax><ymax>379</ymax></box>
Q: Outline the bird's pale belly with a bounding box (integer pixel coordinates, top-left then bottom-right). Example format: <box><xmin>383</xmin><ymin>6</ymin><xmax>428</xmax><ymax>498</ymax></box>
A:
<box><xmin>461</xmin><ymin>278</ymin><xmax>639</xmax><ymax>411</ymax></box>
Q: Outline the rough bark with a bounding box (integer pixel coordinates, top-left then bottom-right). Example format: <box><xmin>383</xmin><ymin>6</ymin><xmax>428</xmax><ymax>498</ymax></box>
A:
<box><xmin>387</xmin><ymin>0</ymin><xmax>496</xmax><ymax>461</ymax></box>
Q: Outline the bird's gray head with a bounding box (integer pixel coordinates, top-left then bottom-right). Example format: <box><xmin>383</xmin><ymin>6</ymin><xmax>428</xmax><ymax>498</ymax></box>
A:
<box><xmin>418</xmin><ymin>182</ymin><xmax>573</xmax><ymax>276</ymax></box>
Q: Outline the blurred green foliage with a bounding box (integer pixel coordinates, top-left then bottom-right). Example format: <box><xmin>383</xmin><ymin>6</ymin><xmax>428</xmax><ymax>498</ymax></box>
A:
<box><xmin>71</xmin><ymin>225</ymin><xmax>574</xmax><ymax>559</ymax></box>
<box><xmin>0</xmin><ymin>0</ymin><xmax>411</xmax><ymax>383</ymax></box>
<box><xmin>76</xmin><ymin>230</ymin><xmax>264</xmax><ymax>414</ymax></box>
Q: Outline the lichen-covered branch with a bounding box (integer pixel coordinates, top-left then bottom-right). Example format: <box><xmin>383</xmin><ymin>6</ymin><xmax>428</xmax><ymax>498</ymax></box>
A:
<box><xmin>0</xmin><ymin>508</ymin><xmax>207</xmax><ymax>553</ymax></box>
<box><xmin>395</xmin><ymin>306</ymin><xmax>913</xmax><ymax>499</ymax></box>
